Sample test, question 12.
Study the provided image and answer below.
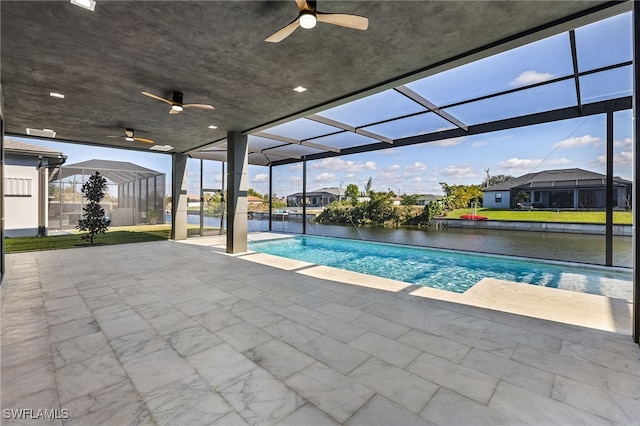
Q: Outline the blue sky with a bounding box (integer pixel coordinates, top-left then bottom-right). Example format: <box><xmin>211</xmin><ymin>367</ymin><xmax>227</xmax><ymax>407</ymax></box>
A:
<box><xmin>12</xmin><ymin>12</ymin><xmax>633</xmax><ymax>199</ymax></box>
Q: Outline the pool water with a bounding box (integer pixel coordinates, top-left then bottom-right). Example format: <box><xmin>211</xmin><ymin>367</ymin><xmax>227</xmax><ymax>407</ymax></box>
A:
<box><xmin>248</xmin><ymin>235</ymin><xmax>632</xmax><ymax>300</ymax></box>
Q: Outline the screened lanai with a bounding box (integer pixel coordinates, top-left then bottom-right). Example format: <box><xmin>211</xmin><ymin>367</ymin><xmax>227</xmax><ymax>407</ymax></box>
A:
<box><xmin>194</xmin><ymin>11</ymin><xmax>633</xmax><ymax>259</ymax></box>
<box><xmin>50</xmin><ymin>159</ymin><xmax>166</xmax><ymax>229</ymax></box>
<box><xmin>195</xmin><ymin>12</ymin><xmax>632</xmax><ymax>165</ymax></box>
<box><xmin>0</xmin><ymin>1</ymin><xmax>637</xmax><ymax>343</ymax></box>
<box><xmin>190</xmin><ymin>8</ymin><xmax>637</xmax><ymax>340</ymax></box>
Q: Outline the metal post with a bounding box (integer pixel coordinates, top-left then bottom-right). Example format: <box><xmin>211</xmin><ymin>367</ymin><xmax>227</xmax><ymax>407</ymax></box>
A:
<box><xmin>0</xmin><ymin>116</ymin><xmax>4</xmax><ymax>279</ymax></box>
<box><xmin>37</xmin><ymin>160</ymin><xmax>46</xmax><ymax>237</ymax></box>
<box><xmin>302</xmin><ymin>158</ymin><xmax>307</xmax><ymax>235</ymax></box>
<box><xmin>199</xmin><ymin>159</ymin><xmax>204</xmax><ymax>237</ymax></box>
<box><xmin>220</xmin><ymin>161</ymin><xmax>225</xmax><ymax>235</ymax></box>
<box><xmin>606</xmin><ymin>105</ymin><xmax>613</xmax><ymax>266</ymax></box>
<box><xmin>59</xmin><ymin>179</ymin><xmax>63</xmax><ymax>230</ymax></box>
<box><xmin>268</xmin><ymin>164</ymin><xmax>273</xmax><ymax>232</ymax></box>
<box><xmin>632</xmin><ymin>0</ymin><xmax>639</xmax><ymax>344</ymax></box>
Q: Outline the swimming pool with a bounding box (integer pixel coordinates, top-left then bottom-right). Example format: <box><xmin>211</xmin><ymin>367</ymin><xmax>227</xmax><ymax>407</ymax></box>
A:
<box><xmin>248</xmin><ymin>235</ymin><xmax>632</xmax><ymax>300</ymax></box>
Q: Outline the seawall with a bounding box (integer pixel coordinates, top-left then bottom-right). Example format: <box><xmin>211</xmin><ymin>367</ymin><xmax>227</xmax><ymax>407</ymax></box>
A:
<box><xmin>431</xmin><ymin>218</ymin><xmax>632</xmax><ymax>236</ymax></box>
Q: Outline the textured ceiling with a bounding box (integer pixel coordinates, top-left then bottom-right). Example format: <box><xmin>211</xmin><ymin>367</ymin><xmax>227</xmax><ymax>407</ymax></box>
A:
<box><xmin>0</xmin><ymin>0</ymin><xmax>626</xmax><ymax>159</ymax></box>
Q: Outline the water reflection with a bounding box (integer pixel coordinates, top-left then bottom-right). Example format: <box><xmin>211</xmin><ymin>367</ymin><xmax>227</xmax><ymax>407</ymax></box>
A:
<box><xmin>185</xmin><ymin>214</ymin><xmax>632</xmax><ymax>268</ymax></box>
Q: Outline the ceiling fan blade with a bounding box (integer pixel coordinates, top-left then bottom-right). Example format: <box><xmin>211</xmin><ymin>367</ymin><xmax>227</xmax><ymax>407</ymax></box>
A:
<box><xmin>142</xmin><ymin>91</ymin><xmax>174</xmax><ymax>105</ymax></box>
<box><xmin>265</xmin><ymin>19</ymin><xmax>300</xmax><ymax>43</ymax></box>
<box><xmin>183</xmin><ymin>104</ymin><xmax>215</xmax><ymax>110</ymax></box>
<box><xmin>104</xmin><ymin>135</ymin><xmax>121</xmax><ymax>138</ymax></box>
<box><xmin>317</xmin><ymin>13</ymin><xmax>369</xmax><ymax>30</ymax></box>
<box><xmin>295</xmin><ymin>0</ymin><xmax>309</xmax><ymax>11</ymax></box>
<box><xmin>134</xmin><ymin>137</ymin><xmax>154</xmax><ymax>144</ymax></box>
<box><xmin>169</xmin><ymin>108</ymin><xmax>180</xmax><ymax>115</ymax></box>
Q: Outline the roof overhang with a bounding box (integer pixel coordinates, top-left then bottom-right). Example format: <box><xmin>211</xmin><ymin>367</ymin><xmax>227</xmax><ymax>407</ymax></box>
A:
<box><xmin>1</xmin><ymin>1</ymin><xmax>631</xmax><ymax>163</ymax></box>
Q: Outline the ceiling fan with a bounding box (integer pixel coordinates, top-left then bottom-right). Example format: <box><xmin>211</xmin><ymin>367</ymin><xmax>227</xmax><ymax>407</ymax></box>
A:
<box><xmin>141</xmin><ymin>91</ymin><xmax>214</xmax><ymax>114</ymax></box>
<box><xmin>105</xmin><ymin>128</ymin><xmax>153</xmax><ymax>144</ymax></box>
<box><xmin>265</xmin><ymin>0</ymin><xmax>368</xmax><ymax>43</ymax></box>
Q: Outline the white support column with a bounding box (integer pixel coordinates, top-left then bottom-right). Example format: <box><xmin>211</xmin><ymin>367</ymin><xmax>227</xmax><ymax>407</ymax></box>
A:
<box><xmin>171</xmin><ymin>153</ymin><xmax>188</xmax><ymax>240</ymax></box>
<box><xmin>226</xmin><ymin>131</ymin><xmax>248</xmax><ymax>253</ymax></box>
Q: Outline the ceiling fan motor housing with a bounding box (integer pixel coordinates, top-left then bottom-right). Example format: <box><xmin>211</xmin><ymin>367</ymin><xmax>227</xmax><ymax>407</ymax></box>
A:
<box><xmin>172</xmin><ymin>91</ymin><xmax>184</xmax><ymax>104</ymax></box>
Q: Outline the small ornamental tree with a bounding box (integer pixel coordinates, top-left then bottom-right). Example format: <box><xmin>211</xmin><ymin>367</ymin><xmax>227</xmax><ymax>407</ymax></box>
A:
<box><xmin>345</xmin><ymin>184</ymin><xmax>359</xmax><ymax>206</ymax></box>
<box><xmin>77</xmin><ymin>171</ymin><xmax>109</xmax><ymax>245</ymax></box>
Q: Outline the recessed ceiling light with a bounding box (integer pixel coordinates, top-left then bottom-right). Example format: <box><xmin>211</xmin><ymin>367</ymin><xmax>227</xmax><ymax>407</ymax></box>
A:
<box><xmin>150</xmin><ymin>145</ymin><xmax>174</xmax><ymax>152</ymax></box>
<box><xmin>208</xmin><ymin>125</ymin><xmax>218</xmax><ymax>129</ymax></box>
<box><xmin>49</xmin><ymin>92</ymin><xmax>65</xmax><ymax>99</ymax></box>
<box><xmin>70</xmin><ymin>0</ymin><xmax>96</xmax><ymax>12</ymax></box>
<box><xmin>293</xmin><ymin>86</ymin><xmax>307</xmax><ymax>93</ymax></box>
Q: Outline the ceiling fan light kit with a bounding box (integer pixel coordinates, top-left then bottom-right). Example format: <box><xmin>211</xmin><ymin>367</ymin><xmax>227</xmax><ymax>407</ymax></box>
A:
<box><xmin>142</xmin><ymin>90</ymin><xmax>214</xmax><ymax>115</ymax></box>
<box><xmin>265</xmin><ymin>0</ymin><xmax>368</xmax><ymax>43</ymax></box>
<box><xmin>299</xmin><ymin>11</ymin><xmax>317</xmax><ymax>29</ymax></box>
<box><xmin>106</xmin><ymin>127</ymin><xmax>154</xmax><ymax>144</ymax></box>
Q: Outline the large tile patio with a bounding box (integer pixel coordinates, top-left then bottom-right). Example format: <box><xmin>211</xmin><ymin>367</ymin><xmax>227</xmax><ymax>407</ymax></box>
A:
<box><xmin>1</xmin><ymin>235</ymin><xmax>638</xmax><ymax>425</ymax></box>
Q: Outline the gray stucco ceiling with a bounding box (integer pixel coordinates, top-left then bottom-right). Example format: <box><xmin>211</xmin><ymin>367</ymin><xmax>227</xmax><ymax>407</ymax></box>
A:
<box><xmin>0</xmin><ymin>0</ymin><xmax>626</xmax><ymax>159</ymax></box>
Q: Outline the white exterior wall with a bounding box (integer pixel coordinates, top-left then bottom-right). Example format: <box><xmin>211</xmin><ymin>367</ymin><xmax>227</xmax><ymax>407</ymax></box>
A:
<box><xmin>483</xmin><ymin>190</ymin><xmax>510</xmax><ymax>208</ymax></box>
<box><xmin>4</xmin><ymin>164</ymin><xmax>41</xmax><ymax>236</ymax></box>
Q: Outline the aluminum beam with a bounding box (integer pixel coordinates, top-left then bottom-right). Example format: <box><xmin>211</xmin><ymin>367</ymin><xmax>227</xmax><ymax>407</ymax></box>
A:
<box><xmin>270</xmin><ymin>97</ymin><xmax>632</xmax><ymax>167</ymax></box>
<box><xmin>394</xmin><ymin>86</ymin><xmax>469</xmax><ymax>131</ymax></box>
<box><xmin>254</xmin><ymin>131</ymin><xmax>341</xmax><ymax>153</ymax></box>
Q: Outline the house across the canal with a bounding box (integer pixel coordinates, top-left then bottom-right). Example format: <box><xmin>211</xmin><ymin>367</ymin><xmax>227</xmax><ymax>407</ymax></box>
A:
<box><xmin>483</xmin><ymin>168</ymin><xmax>632</xmax><ymax>210</ymax></box>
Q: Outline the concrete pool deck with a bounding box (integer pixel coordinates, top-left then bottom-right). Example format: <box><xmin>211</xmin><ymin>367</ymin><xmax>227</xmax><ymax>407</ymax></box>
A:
<box><xmin>1</xmin><ymin>234</ymin><xmax>638</xmax><ymax>425</ymax></box>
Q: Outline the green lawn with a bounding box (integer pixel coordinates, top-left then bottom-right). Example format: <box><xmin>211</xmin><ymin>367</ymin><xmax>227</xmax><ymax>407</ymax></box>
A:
<box><xmin>5</xmin><ymin>224</ymin><xmax>219</xmax><ymax>253</ymax></box>
<box><xmin>444</xmin><ymin>208</ymin><xmax>632</xmax><ymax>224</ymax></box>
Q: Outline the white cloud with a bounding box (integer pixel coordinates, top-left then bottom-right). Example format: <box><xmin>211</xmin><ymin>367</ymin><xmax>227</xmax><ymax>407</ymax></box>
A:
<box><xmin>471</xmin><ymin>141</ymin><xmax>488</xmax><ymax>148</ymax></box>
<box><xmin>314</xmin><ymin>172</ymin><xmax>336</xmax><ymax>182</ymax></box>
<box><xmin>430</xmin><ymin>137</ymin><xmax>465</xmax><ymax>147</ymax></box>
<box><xmin>499</xmin><ymin>158</ymin><xmax>539</xmax><ymax>168</ymax></box>
<box><xmin>375</xmin><ymin>148</ymin><xmax>400</xmax><ymax>155</ymax></box>
<box><xmin>510</xmin><ymin>70</ymin><xmax>554</xmax><ymax>86</ymax></box>
<box><xmin>412</xmin><ymin>177</ymin><xmax>423</xmax><ymax>183</ymax></box>
<box><xmin>389</xmin><ymin>164</ymin><xmax>401</xmax><ymax>171</ymax></box>
<box><xmin>346</xmin><ymin>173</ymin><xmax>355</xmax><ymax>178</ymax></box>
<box><xmin>441</xmin><ymin>166</ymin><xmax>479</xmax><ymax>179</ymax></box>
<box><xmin>552</xmin><ymin>135</ymin><xmax>602</xmax><ymax>148</ymax></box>
<box><xmin>405</xmin><ymin>161</ymin><xmax>427</xmax><ymax>172</ymax></box>
<box><xmin>289</xmin><ymin>164</ymin><xmax>303</xmax><ymax>171</ymax></box>
<box><xmin>310</xmin><ymin>157</ymin><xmax>377</xmax><ymax>172</ymax></box>
<box><xmin>499</xmin><ymin>157</ymin><xmax>572</xmax><ymax>168</ymax></box>
<box><xmin>614</xmin><ymin>137</ymin><xmax>632</xmax><ymax>147</ymax></box>
<box><xmin>252</xmin><ymin>173</ymin><xmax>268</xmax><ymax>183</ymax></box>
<box><xmin>597</xmin><ymin>151</ymin><xmax>632</xmax><ymax>165</ymax></box>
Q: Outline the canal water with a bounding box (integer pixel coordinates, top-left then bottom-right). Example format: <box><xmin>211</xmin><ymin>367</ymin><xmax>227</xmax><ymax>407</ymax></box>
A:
<box><xmin>185</xmin><ymin>214</ymin><xmax>632</xmax><ymax>268</ymax></box>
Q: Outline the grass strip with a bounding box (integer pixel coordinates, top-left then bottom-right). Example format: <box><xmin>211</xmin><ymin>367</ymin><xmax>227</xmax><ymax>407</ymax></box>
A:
<box><xmin>444</xmin><ymin>208</ymin><xmax>632</xmax><ymax>224</ymax></box>
<box><xmin>5</xmin><ymin>224</ymin><xmax>219</xmax><ymax>253</ymax></box>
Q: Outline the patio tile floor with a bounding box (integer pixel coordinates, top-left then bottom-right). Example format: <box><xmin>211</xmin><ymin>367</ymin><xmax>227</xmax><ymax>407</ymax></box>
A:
<box><xmin>1</xmin><ymin>236</ymin><xmax>638</xmax><ymax>425</ymax></box>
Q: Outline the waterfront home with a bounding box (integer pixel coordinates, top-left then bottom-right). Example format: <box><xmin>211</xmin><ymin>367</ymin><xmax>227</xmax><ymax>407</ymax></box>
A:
<box><xmin>287</xmin><ymin>187</ymin><xmax>346</xmax><ymax>208</ymax></box>
<box><xmin>483</xmin><ymin>168</ymin><xmax>632</xmax><ymax>209</ymax></box>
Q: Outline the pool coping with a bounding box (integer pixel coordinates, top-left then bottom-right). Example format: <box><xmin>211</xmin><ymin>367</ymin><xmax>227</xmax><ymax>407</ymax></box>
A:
<box><xmin>180</xmin><ymin>233</ymin><xmax>633</xmax><ymax>335</ymax></box>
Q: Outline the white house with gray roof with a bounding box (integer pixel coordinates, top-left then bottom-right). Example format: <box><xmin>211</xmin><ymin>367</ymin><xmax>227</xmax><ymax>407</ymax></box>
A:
<box><xmin>287</xmin><ymin>187</ymin><xmax>346</xmax><ymax>208</ymax></box>
<box><xmin>4</xmin><ymin>139</ymin><xmax>67</xmax><ymax>236</ymax></box>
<box><xmin>483</xmin><ymin>168</ymin><xmax>631</xmax><ymax>210</ymax></box>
